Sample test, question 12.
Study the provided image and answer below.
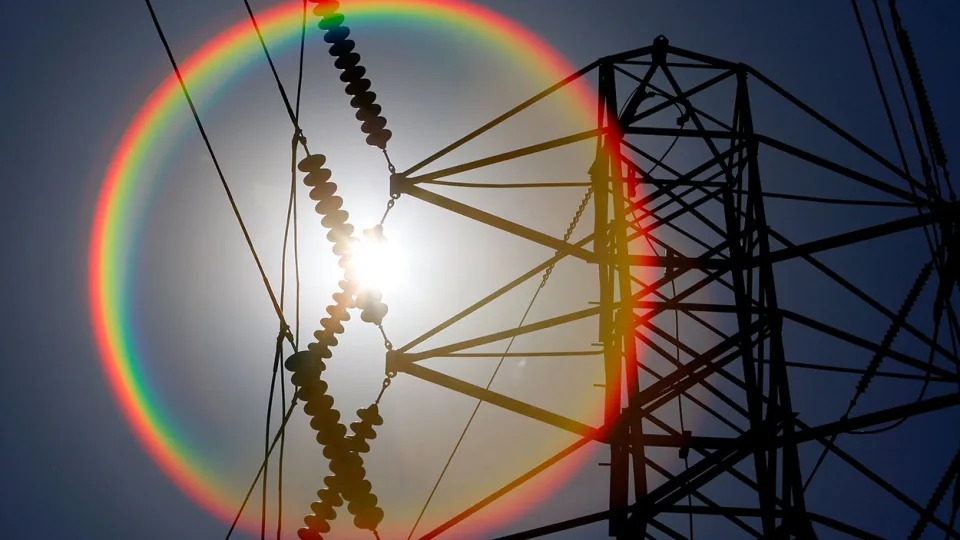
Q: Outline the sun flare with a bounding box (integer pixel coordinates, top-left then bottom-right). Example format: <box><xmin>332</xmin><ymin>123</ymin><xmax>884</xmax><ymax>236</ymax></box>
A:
<box><xmin>349</xmin><ymin>226</ymin><xmax>407</xmax><ymax>296</ymax></box>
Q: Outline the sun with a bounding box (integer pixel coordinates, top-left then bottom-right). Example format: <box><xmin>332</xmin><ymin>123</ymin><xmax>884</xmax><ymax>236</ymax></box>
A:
<box><xmin>349</xmin><ymin>225</ymin><xmax>407</xmax><ymax>296</ymax></box>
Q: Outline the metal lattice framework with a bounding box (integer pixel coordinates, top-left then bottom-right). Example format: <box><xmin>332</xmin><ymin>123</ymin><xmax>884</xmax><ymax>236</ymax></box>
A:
<box><xmin>142</xmin><ymin>0</ymin><xmax>960</xmax><ymax>534</ymax></box>
<box><xmin>374</xmin><ymin>36</ymin><xmax>960</xmax><ymax>538</ymax></box>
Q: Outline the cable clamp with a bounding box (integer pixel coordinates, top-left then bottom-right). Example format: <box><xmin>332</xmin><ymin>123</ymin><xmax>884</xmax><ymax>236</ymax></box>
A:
<box><xmin>292</xmin><ymin>128</ymin><xmax>307</xmax><ymax>148</ymax></box>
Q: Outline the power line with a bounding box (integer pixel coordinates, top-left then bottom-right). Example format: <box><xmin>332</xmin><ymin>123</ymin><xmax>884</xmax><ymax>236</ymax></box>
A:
<box><xmin>226</xmin><ymin>399</ymin><xmax>301</xmax><ymax>540</ymax></box>
<box><xmin>261</xmin><ymin>0</ymin><xmax>309</xmax><ymax>537</ymax></box>
<box><xmin>261</xmin><ymin>329</ymin><xmax>287</xmax><ymax>540</ymax></box>
<box><xmin>141</xmin><ymin>0</ymin><xmax>292</xmax><ymax>343</ymax></box>
<box><xmin>274</xmin><ymin>1</ymin><xmax>308</xmax><ymax>534</ymax></box>
<box><xmin>406</xmin><ymin>188</ymin><xmax>594</xmax><ymax>540</ymax></box>
<box><xmin>871</xmin><ymin>1</ymin><xmax>931</xmax><ymax>190</ymax></box>
<box><xmin>241</xmin><ymin>0</ymin><xmax>310</xmax><ymax>155</ymax></box>
<box><xmin>850</xmin><ymin>0</ymin><xmax>910</xmax><ymax>178</ymax></box>
<box><xmin>850</xmin><ymin>0</ymin><xmax>943</xmax><ymax>267</ymax></box>
<box><xmin>142</xmin><ymin>2</ymin><xmax>309</xmax><ymax>537</ymax></box>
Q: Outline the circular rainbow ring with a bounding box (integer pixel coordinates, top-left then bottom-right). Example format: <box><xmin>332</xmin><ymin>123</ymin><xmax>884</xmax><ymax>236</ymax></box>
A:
<box><xmin>90</xmin><ymin>0</ymin><xmax>613</xmax><ymax>534</ymax></box>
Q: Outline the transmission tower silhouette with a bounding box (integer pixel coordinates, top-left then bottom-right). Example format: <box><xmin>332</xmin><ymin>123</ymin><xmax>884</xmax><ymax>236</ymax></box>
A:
<box><xmin>144</xmin><ymin>0</ymin><xmax>960</xmax><ymax>538</ymax></box>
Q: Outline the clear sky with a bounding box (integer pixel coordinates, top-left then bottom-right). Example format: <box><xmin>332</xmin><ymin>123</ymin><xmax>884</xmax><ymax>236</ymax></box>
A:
<box><xmin>2</xmin><ymin>1</ymin><xmax>959</xmax><ymax>539</ymax></box>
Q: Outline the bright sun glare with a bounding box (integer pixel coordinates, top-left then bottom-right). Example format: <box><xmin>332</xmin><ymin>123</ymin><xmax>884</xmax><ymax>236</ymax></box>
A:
<box><xmin>349</xmin><ymin>226</ymin><xmax>407</xmax><ymax>295</ymax></box>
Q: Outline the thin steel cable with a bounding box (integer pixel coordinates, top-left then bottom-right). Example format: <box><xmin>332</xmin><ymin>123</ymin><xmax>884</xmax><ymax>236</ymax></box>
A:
<box><xmin>672</xmin><ymin>282</ymin><xmax>693</xmax><ymax>539</ymax></box>
<box><xmin>642</xmin><ymin>232</ymin><xmax>693</xmax><ymax>539</ymax></box>
<box><xmin>240</xmin><ymin>0</ymin><xmax>308</xmax><ymax>153</ymax></box>
<box><xmin>275</xmin><ymin>4</ymin><xmax>307</xmax><ymax>537</ymax></box>
<box><xmin>803</xmin><ymin>257</ymin><xmax>934</xmax><ymax>491</ymax></box>
<box><xmin>750</xmin><ymin>191</ymin><xmax>914</xmax><ymax>207</ymax></box>
<box><xmin>264</xmin><ymin>111</ymin><xmax>298</xmax><ymax>540</ymax></box>
<box><xmin>767</xmin><ymin>359</ymin><xmax>955</xmax><ymax>382</ymax></box>
<box><xmin>147</xmin><ymin>0</ymin><xmax>303</xmax><ymax>534</ymax></box>
<box><xmin>236</xmin><ymin>0</ymin><xmax>309</xmax><ymax>533</ymax></box>
<box><xmin>266</xmin><ymin>169</ymin><xmax>299</xmax><ymax>537</ymax></box>
<box><xmin>292</xmin><ymin>0</ymin><xmax>305</xmax><ymax>349</ymax></box>
<box><xmin>292</xmin><ymin>158</ymin><xmax>301</xmax><ymax>349</ymax></box>
<box><xmin>293</xmin><ymin>0</ymin><xmax>307</xmax><ymax>122</ymax></box>
<box><xmin>851</xmin><ymin>314</ymin><xmax>941</xmax><ymax>435</ymax></box>
<box><xmin>420</xmin><ymin>180</ymin><xmax>592</xmax><ymax>189</ymax></box>
<box><xmin>273</xmin><ymin>163</ymin><xmax>296</xmax><ymax>538</ymax></box>
<box><xmin>406</xmin><ymin>288</ymin><xmax>545</xmax><ymax>540</ymax></box>
<box><xmin>225</xmin><ymin>398</ymin><xmax>300</xmax><ymax>540</ymax></box>
<box><xmin>850</xmin><ymin>0</ymin><xmax>910</xmax><ymax>178</ymax></box>
<box><xmin>271</xmin><ymin>3</ymin><xmax>308</xmax><ymax>536</ymax></box>
<box><xmin>851</xmin><ymin>0</ymin><xmax>940</xmax><ymax>265</ymax></box>
<box><xmin>277</xmin><ymin>332</ymin><xmax>290</xmax><ymax>540</ymax></box>
<box><xmin>261</xmin><ymin>330</ymin><xmax>286</xmax><ymax>540</ymax></box>
<box><xmin>886</xmin><ymin>0</ymin><xmax>954</xmax><ymax>198</ymax></box>
<box><xmin>277</xmin><ymin>148</ymin><xmax>297</xmax><ymax>540</ymax></box>
<box><xmin>406</xmin><ymin>188</ymin><xmax>594</xmax><ymax>539</ymax></box>
<box><xmin>802</xmin><ymin>3</ymin><xmax>946</xmax><ymax>490</ymax></box>
<box><xmin>277</xmin><ymin>355</ymin><xmax>289</xmax><ymax>540</ymax></box>
<box><xmin>871</xmin><ymin>0</ymin><xmax>933</xmax><ymax>191</ymax></box>
<box><xmin>141</xmin><ymin>0</ymin><xmax>292</xmax><ymax>340</ymax></box>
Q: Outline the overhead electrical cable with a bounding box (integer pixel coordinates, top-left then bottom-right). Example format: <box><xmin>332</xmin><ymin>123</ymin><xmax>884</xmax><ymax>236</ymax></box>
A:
<box><xmin>253</xmin><ymin>0</ymin><xmax>309</xmax><ymax>537</ymax></box>
<box><xmin>803</xmin><ymin>256</ymin><xmax>935</xmax><ymax>490</ymax></box>
<box><xmin>275</xmin><ymin>3</ymin><xmax>307</xmax><ymax>537</ymax></box>
<box><xmin>406</xmin><ymin>187</ymin><xmax>594</xmax><ymax>540</ymax></box>
<box><xmin>261</xmin><ymin>329</ymin><xmax>288</xmax><ymax>540</ymax></box>
<box><xmin>870</xmin><ymin>0</ymin><xmax>934</xmax><ymax>194</ymax></box>
<box><xmin>887</xmin><ymin>0</ymin><xmax>952</xmax><ymax>192</ymax></box>
<box><xmin>241</xmin><ymin>0</ymin><xmax>310</xmax><ymax>154</ymax></box>
<box><xmin>849</xmin><ymin>0</ymin><xmax>941</xmax><ymax>268</ymax></box>
<box><xmin>226</xmin><ymin>399</ymin><xmax>301</xmax><ymax>540</ymax></box>
<box><xmin>141</xmin><ymin>0</ymin><xmax>292</xmax><ymax>342</ymax></box>
<box><xmin>142</xmin><ymin>1</ymin><xmax>311</xmax><ymax>538</ymax></box>
<box><xmin>850</xmin><ymin>0</ymin><xmax>910</xmax><ymax>178</ymax></box>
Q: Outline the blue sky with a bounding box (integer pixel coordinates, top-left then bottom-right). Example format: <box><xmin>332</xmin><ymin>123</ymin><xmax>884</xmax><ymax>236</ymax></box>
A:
<box><xmin>2</xmin><ymin>1</ymin><xmax>959</xmax><ymax>538</ymax></box>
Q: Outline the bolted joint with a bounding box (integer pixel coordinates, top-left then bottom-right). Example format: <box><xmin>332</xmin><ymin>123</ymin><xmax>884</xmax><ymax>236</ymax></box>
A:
<box><xmin>389</xmin><ymin>172</ymin><xmax>406</xmax><ymax>199</ymax></box>
<box><xmin>385</xmin><ymin>349</ymin><xmax>402</xmax><ymax>377</ymax></box>
<box><xmin>652</xmin><ymin>34</ymin><xmax>669</xmax><ymax>66</ymax></box>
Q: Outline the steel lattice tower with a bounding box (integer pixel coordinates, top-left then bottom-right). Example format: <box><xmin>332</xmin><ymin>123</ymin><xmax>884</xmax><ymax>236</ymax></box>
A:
<box><xmin>380</xmin><ymin>36</ymin><xmax>960</xmax><ymax>538</ymax></box>
<box><xmin>142</xmin><ymin>0</ymin><xmax>960</xmax><ymax>532</ymax></box>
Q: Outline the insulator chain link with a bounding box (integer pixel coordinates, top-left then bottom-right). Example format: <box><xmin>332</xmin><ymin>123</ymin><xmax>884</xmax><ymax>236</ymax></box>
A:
<box><xmin>378</xmin><ymin>198</ymin><xmax>395</xmax><ymax>227</ymax></box>
<box><xmin>540</xmin><ymin>187</ymin><xmax>594</xmax><ymax>288</ymax></box>
<box><xmin>310</xmin><ymin>0</ymin><xmax>392</xmax><ymax>150</ymax></box>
